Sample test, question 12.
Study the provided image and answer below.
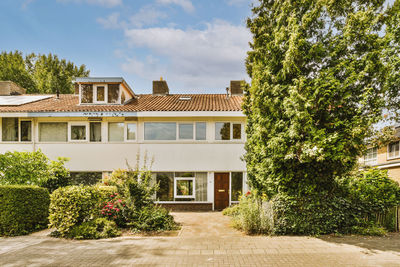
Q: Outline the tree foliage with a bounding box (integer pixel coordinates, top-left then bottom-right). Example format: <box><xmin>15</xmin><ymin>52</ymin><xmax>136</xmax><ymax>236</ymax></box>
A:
<box><xmin>244</xmin><ymin>0</ymin><xmax>400</xmax><ymax>196</ymax></box>
<box><xmin>0</xmin><ymin>50</ymin><xmax>89</xmax><ymax>94</ymax></box>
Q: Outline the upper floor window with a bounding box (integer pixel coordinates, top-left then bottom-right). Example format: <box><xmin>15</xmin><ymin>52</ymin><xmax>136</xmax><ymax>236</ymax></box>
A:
<box><xmin>2</xmin><ymin>118</ymin><xmax>32</xmax><ymax>142</ymax></box>
<box><xmin>215</xmin><ymin>122</ymin><xmax>242</xmax><ymax>140</ymax></box>
<box><xmin>144</xmin><ymin>122</ymin><xmax>207</xmax><ymax>141</ymax></box>
<box><xmin>39</xmin><ymin>122</ymin><xmax>67</xmax><ymax>142</ymax></box>
<box><xmin>80</xmin><ymin>84</ymin><xmax>120</xmax><ymax>104</ymax></box>
<box><xmin>108</xmin><ymin>122</ymin><xmax>137</xmax><ymax>142</ymax></box>
<box><xmin>364</xmin><ymin>147</ymin><xmax>378</xmax><ymax>165</ymax></box>
<box><xmin>388</xmin><ymin>141</ymin><xmax>400</xmax><ymax>159</ymax></box>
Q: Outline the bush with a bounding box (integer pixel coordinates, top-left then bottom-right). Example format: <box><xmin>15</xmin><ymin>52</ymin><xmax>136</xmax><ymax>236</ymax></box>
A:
<box><xmin>70</xmin><ymin>172</ymin><xmax>103</xmax><ymax>186</ymax></box>
<box><xmin>68</xmin><ymin>218</ymin><xmax>121</xmax><ymax>239</ymax></box>
<box><xmin>0</xmin><ymin>150</ymin><xmax>70</xmax><ymax>192</ymax></box>
<box><xmin>0</xmin><ymin>185</ymin><xmax>50</xmax><ymax>236</ymax></box>
<box><xmin>222</xmin><ymin>204</ymin><xmax>240</xmax><ymax>216</ymax></box>
<box><xmin>227</xmin><ymin>191</ymin><xmax>274</xmax><ymax>235</ymax></box>
<box><xmin>49</xmin><ymin>185</ymin><xmax>115</xmax><ymax>236</ymax></box>
<box><xmin>128</xmin><ymin>205</ymin><xmax>178</xmax><ymax>232</ymax></box>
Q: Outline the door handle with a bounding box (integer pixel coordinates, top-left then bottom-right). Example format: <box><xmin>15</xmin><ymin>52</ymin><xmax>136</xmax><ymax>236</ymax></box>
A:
<box><xmin>218</xmin><ymin>189</ymin><xmax>225</xmax><ymax>192</ymax></box>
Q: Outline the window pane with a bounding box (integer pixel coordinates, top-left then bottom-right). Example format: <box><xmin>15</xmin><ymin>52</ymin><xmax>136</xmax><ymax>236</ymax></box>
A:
<box><xmin>215</xmin><ymin>122</ymin><xmax>230</xmax><ymax>140</ymax></box>
<box><xmin>175</xmin><ymin>172</ymin><xmax>194</xmax><ymax>177</ymax></box>
<box><xmin>107</xmin><ymin>84</ymin><xmax>119</xmax><ymax>104</ymax></box>
<box><xmin>233</xmin><ymin>123</ymin><xmax>242</xmax><ymax>139</ymax></box>
<box><xmin>81</xmin><ymin>84</ymin><xmax>93</xmax><ymax>103</ymax></box>
<box><xmin>108</xmin><ymin>122</ymin><xmax>124</xmax><ymax>142</ymax></box>
<box><xmin>196</xmin><ymin>122</ymin><xmax>206</xmax><ymax>140</ymax></box>
<box><xmin>2</xmin><ymin>118</ymin><xmax>18</xmax><ymax>141</ymax></box>
<box><xmin>144</xmin><ymin>122</ymin><xmax>176</xmax><ymax>140</ymax></box>
<box><xmin>231</xmin><ymin>172</ymin><xmax>243</xmax><ymax>201</ymax></box>
<box><xmin>179</xmin><ymin>123</ymin><xmax>193</xmax><ymax>139</ymax></box>
<box><xmin>176</xmin><ymin>179</ymin><xmax>194</xmax><ymax>197</ymax></box>
<box><xmin>39</xmin><ymin>122</ymin><xmax>67</xmax><ymax>142</ymax></box>
<box><xmin>90</xmin><ymin>122</ymin><xmax>102</xmax><ymax>142</ymax></box>
<box><xmin>156</xmin><ymin>172</ymin><xmax>174</xmax><ymax>201</ymax></box>
<box><xmin>127</xmin><ymin>123</ymin><xmax>136</xmax><ymax>140</ymax></box>
<box><xmin>195</xmin><ymin>172</ymin><xmax>207</xmax><ymax>201</ymax></box>
<box><xmin>389</xmin><ymin>142</ymin><xmax>399</xmax><ymax>158</ymax></box>
<box><xmin>20</xmin><ymin>121</ymin><xmax>32</xmax><ymax>141</ymax></box>
<box><xmin>96</xmin><ymin>86</ymin><xmax>105</xmax><ymax>102</ymax></box>
<box><xmin>71</xmin><ymin>125</ymin><xmax>86</xmax><ymax>140</ymax></box>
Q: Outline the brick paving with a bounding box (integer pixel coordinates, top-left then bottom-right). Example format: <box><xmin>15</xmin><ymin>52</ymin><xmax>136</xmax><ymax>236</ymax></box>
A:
<box><xmin>1</xmin><ymin>212</ymin><xmax>400</xmax><ymax>266</ymax></box>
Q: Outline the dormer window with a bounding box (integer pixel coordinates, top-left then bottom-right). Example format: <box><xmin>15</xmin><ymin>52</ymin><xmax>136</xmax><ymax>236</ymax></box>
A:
<box><xmin>75</xmin><ymin>77</ymin><xmax>135</xmax><ymax>105</ymax></box>
<box><xmin>79</xmin><ymin>84</ymin><xmax>121</xmax><ymax>104</ymax></box>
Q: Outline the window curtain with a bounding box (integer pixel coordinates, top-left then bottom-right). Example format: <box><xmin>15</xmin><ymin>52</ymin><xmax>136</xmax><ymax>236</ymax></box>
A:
<box><xmin>195</xmin><ymin>172</ymin><xmax>208</xmax><ymax>201</ymax></box>
<box><xmin>39</xmin><ymin>122</ymin><xmax>67</xmax><ymax>142</ymax></box>
<box><xmin>90</xmin><ymin>122</ymin><xmax>101</xmax><ymax>142</ymax></box>
<box><xmin>108</xmin><ymin>122</ymin><xmax>124</xmax><ymax>141</ymax></box>
<box><xmin>2</xmin><ymin>118</ymin><xmax>18</xmax><ymax>141</ymax></box>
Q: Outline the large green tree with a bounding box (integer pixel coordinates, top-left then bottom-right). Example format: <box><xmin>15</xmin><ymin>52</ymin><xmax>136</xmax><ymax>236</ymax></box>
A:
<box><xmin>244</xmin><ymin>0</ymin><xmax>400</xmax><ymax>197</ymax></box>
<box><xmin>0</xmin><ymin>51</ymin><xmax>89</xmax><ymax>94</ymax></box>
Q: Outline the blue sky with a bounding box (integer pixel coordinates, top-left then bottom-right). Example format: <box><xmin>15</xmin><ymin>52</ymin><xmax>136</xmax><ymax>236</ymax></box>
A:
<box><xmin>0</xmin><ymin>0</ymin><xmax>253</xmax><ymax>94</ymax></box>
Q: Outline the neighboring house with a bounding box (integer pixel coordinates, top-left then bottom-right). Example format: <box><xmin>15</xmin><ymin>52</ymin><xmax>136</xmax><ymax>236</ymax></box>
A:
<box><xmin>362</xmin><ymin>132</ymin><xmax>400</xmax><ymax>184</ymax></box>
<box><xmin>0</xmin><ymin>79</ymin><xmax>247</xmax><ymax>211</ymax></box>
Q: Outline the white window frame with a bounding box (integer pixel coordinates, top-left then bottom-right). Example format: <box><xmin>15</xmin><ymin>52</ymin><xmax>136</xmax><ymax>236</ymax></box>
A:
<box><xmin>68</xmin><ymin>122</ymin><xmax>89</xmax><ymax>142</ymax></box>
<box><xmin>387</xmin><ymin>141</ymin><xmax>400</xmax><ymax>160</ymax></box>
<box><xmin>364</xmin><ymin>147</ymin><xmax>378</xmax><ymax>165</ymax></box>
<box><xmin>214</xmin><ymin>122</ymin><xmax>243</xmax><ymax>141</ymax></box>
<box><xmin>125</xmin><ymin>122</ymin><xmax>137</xmax><ymax>142</ymax></box>
<box><xmin>0</xmin><ymin>118</ymin><xmax>33</xmax><ymax>143</ymax></box>
<box><xmin>93</xmin><ymin>84</ymin><xmax>107</xmax><ymax>104</ymax></box>
<box><xmin>174</xmin><ymin>177</ymin><xmax>196</xmax><ymax>199</ymax></box>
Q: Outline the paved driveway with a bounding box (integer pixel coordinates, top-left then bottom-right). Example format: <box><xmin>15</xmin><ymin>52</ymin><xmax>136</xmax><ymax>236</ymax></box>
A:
<box><xmin>1</xmin><ymin>212</ymin><xmax>400</xmax><ymax>266</ymax></box>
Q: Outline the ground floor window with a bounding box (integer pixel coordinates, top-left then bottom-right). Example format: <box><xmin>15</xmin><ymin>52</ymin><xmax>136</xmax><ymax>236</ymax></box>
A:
<box><xmin>154</xmin><ymin>172</ymin><xmax>208</xmax><ymax>202</ymax></box>
<box><xmin>70</xmin><ymin>172</ymin><xmax>103</xmax><ymax>185</ymax></box>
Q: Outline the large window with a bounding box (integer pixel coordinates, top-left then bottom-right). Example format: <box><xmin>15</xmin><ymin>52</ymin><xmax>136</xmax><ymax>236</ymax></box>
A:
<box><xmin>39</xmin><ymin>122</ymin><xmax>68</xmax><ymax>142</ymax></box>
<box><xmin>215</xmin><ymin>122</ymin><xmax>242</xmax><ymax>141</ymax></box>
<box><xmin>231</xmin><ymin>172</ymin><xmax>243</xmax><ymax>202</ymax></box>
<box><xmin>388</xmin><ymin>142</ymin><xmax>400</xmax><ymax>159</ymax></box>
<box><xmin>154</xmin><ymin>172</ymin><xmax>207</xmax><ymax>201</ymax></box>
<box><xmin>107</xmin><ymin>84</ymin><xmax>120</xmax><ymax>104</ymax></box>
<box><xmin>90</xmin><ymin>122</ymin><xmax>102</xmax><ymax>142</ymax></box>
<box><xmin>108</xmin><ymin>122</ymin><xmax>124</xmax><ymax>142</ymax></box>
<box><xmin>1</xmin><ymin>118</ymin><xmax>30</xmax><ymax>142</ymax></box>
<box><xmin>144</xmin><ymin>122</ymin><xmax>176</xmax><ymax>140</ymax></box>
<box><xmin>364</xmin><ymin>147</ymin><xmax>378</xmax><ymax>165</ymax></box>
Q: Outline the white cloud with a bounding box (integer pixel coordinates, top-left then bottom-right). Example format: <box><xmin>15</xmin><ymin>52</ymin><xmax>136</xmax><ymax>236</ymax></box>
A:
<box><xmin>97</xmin><ymin>12</ymin><xmax>121</xmax><ymax>29</ymax></box>
<box><xmin>156</xmin><ymin>0</ymin><xmax>194</xmax><ymax>13</ymax></box>
<box><xmin>129</xmin><ymin>6</ymin><xmax>167</xmax><ymax>28</ymax></box>
<box><xmin>122</xmin><ymin>20</ymin><xmax>250</xmax><ymax>91</ymax></box>
<box><xmin>57</xmin><ymin>0</ymin><xmax>122</xmax><ymax>7</ymax></box>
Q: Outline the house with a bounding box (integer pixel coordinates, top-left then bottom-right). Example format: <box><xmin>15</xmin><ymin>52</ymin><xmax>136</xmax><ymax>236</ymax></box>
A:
<box><xmin>0</xmin><ymin>79</ymin><xmax>247</xmax><ymax>211</ymax></box>
<box><xmin>362</xmin><ymin>130</ymin><xmax>400</xmax><ymax>184</ymax></box>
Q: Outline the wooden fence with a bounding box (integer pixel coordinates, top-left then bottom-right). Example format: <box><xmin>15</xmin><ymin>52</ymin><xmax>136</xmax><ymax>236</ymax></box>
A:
<box><xmin>376</xmin><ymin>205</ymin><xmax>400</xmax><ymax>232</ymax></box>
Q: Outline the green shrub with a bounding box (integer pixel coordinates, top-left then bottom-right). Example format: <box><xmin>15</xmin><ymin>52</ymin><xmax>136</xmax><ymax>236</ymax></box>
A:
<box><xmin>0</xmin><ymin>150</ymin><xmax>70</xmax><ymax>192</ymax></box>
<box><xmin>222</xmin><ymin>204</ymin><xmax>240</xmax><ymax>216</ymax></box>
<box><xmin>230</xmin><ymin>191</ymin><xmax>273</xmax><ymax>235</ymax></box>
<box><xmin>70</xmin><ymin>172</ymin><xmax>102</xmax><ymax>186</ymax></box>
<box><xmin>0</xmin><ymin>185</ymin><xmax>50</xmax><ymax>236</ymax></box>
<box><xmin>128</xmin><ymin>205</ymin><xmax>178</xmax><ymax>232</ymax></box>
<box><xmin>49</xmin><ymin>185</ymin><xmax>115</xmax><ymax>236</ymax></box>
<box><xmin>68</xmin><ymin>218</ymin><xmax>121</xmax><ymax>239</ymax></box>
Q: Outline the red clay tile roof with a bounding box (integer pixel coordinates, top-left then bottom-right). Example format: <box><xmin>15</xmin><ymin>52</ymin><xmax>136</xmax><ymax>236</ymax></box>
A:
<box><xmin>0</xmin><ymin>94</ymin><xmax>243</xmax><ymax>112</ymax></box>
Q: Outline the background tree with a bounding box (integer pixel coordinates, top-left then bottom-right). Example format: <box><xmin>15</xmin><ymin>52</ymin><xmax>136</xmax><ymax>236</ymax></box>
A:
<box><xmin>244</xmin><ymin>0</ymin><xmax>400</xmax><ymax>197</ymax></box>
<box><xmin>0</xmin><ymin>51</ymin><xmax>89</xmax><ymax>94</ymax></box>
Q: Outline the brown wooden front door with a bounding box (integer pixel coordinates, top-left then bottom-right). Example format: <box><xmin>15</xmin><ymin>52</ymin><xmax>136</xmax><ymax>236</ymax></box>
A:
<box><xmin>214</xmin><ymin>173</ymin><xmax>230</xmax><ymax>210</ymax></box>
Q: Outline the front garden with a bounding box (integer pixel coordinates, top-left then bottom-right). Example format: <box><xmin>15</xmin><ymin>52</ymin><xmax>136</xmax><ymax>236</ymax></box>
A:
<box><xmin>0</xmin><ymin>150</ymin><xmax>178</xmax><ymax>238</ymax></box>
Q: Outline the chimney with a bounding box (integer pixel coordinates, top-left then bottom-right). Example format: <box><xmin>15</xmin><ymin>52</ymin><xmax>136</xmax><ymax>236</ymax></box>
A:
<box><xmin>230</xmin><ymin>80</ymin><xmax>244</xmax><ymax>95</ymax></box>
<box><xmin>153</xmin><ymin>77</ymin><xmax>169</xmax><ymax>95</ymax></box>
<box><xmin>0</xmin><ymin>81</ymin><xmax>26</xmax><ymax>95</ymax></box>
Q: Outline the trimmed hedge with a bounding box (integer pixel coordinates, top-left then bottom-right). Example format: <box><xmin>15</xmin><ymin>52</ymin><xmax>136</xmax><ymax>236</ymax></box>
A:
<box><xmin>0</xmin><ymin>185</ymin><xmax>50</xmax><ymax>236</ymax></box>
<box><xmin>49</xmin><ymin>185</ymin><xmax>115</xmax><ymax>236</ymax></box>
